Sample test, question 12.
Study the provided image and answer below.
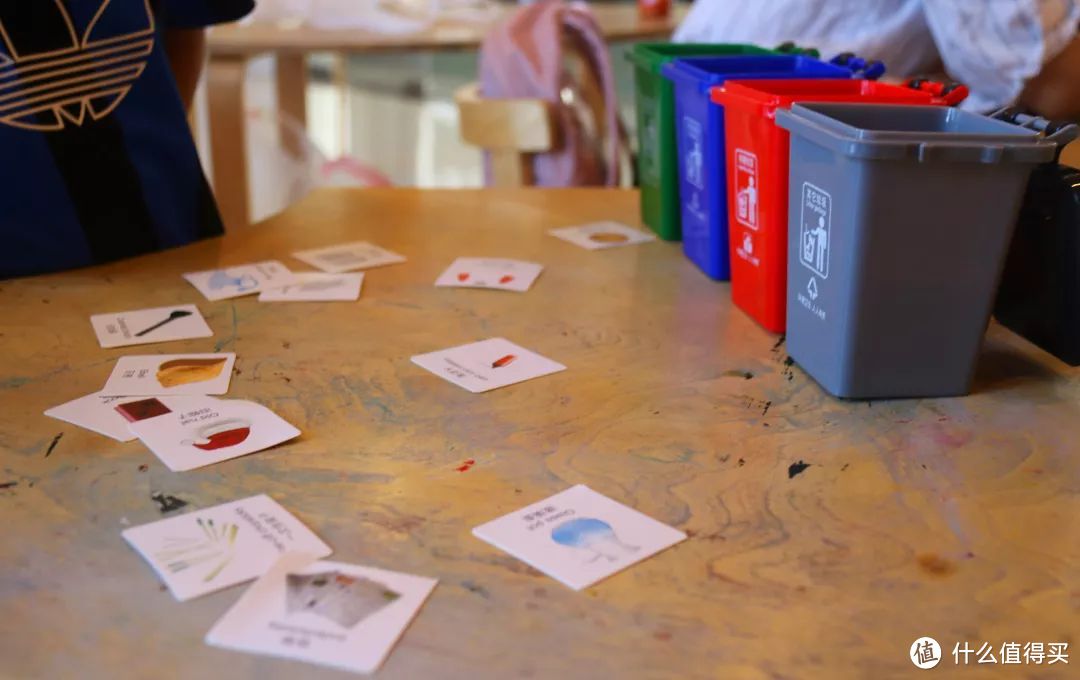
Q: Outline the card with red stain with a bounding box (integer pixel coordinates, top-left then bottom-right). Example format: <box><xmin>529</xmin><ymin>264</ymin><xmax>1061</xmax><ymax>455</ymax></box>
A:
<box><xmin>412</xmin><ymin>338</ymin><xmax>566</xmax><ymax>393</ymax></box>
<box><xmin>549</xmin><ymin>222</ymin><xmax>656</xmax><ymax>250</ymax></box>
<box><xmin>129</xmin><ymin>397</ymin><xmax>300</xmax><ymax>471</ymax></box>
<box><xmin>435</xmin><ymin>258</ymin><xmax>543</xmax><ymax>292</ymax></box>
<box><xmin>115</xmin><ymin>398</ymin><xmax>172</xmax><ymax>423</ymax></box>
<box><xmin>45</xmin><ymin>391</ymin><xmax>175</xmax><ymax>442</ymax></box>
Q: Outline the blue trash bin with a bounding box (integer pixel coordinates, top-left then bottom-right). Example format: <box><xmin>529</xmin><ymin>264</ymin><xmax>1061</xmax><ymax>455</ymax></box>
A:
<box><xmin>661</xmin><ymin>55</ymin><xmax>854</xmax><ymax>280</ymax></box>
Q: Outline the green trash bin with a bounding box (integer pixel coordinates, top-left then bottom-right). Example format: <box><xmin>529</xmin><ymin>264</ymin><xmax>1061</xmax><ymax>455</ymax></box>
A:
<box><xmin>628</xmin><ymin>43</ymin><xmax>774</xmax><ymax>241</ymax></box>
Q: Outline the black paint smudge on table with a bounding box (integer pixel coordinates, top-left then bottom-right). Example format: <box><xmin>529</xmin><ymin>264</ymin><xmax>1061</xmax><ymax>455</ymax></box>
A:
<box><xmin>150</xmin><ymin>492</ymin><xmax>189</xmax><ymax>513</ymax></box>
<box><xmin>45</xmin><ymin>432</ymin><xmax>63</xmax><ymax>458</ymax></box>
<box><xmin>788</xmin><ymin>461</ymin><xmax>811</xmax><ymax>479</ymax></box>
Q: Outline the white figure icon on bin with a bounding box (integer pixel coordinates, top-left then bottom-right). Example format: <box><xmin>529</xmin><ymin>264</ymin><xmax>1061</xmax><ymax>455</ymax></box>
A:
<box><xmin>802</xmin><ymin>216</ymin><xmax>829</xmax><ymax>276</ymax></box>
<box><xmin>737</xmin><ymin>177</ymin><xmax>758</xmax><ymax>228</ymax></box>
<box><xmin>686</xmin><ymin>136</ymin><xmax>703</xmax><ymax>188</ymax></box>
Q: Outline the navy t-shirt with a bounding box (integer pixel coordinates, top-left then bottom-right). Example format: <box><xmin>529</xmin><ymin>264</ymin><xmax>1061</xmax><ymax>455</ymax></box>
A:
<box><xmin>0</xmin><ymin>0</ymin><xmax>254</xmax><ymax>279</ymax></box>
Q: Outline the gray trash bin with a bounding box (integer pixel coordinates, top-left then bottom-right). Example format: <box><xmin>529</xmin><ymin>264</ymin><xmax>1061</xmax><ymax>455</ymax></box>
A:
<box><xmin>774</xmin><ymin>103</ymin><xmax>1062</xmax><ymax>399</ymax></box>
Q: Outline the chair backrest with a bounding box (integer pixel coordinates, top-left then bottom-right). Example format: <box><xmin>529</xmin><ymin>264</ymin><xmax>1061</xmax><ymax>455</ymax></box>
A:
<box><xmin>471</xmin><ymin>0</ymin><xmax>625</xmax><ymax>187</ymax></box>
<box><xmin>455</xmin><ymin>83</ymin><xmax>557</xmax><ymax>186</ymax></box>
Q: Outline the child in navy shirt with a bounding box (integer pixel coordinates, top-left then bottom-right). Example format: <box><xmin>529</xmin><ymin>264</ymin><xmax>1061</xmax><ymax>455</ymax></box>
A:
<box><xmin>0</xmin><ymin>0</ymin><xmax>255</xmax><ymax>278</ymax></box>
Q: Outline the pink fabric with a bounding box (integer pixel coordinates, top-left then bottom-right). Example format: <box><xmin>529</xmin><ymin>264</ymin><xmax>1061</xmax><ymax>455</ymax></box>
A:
<box><xmin>479</xmin><ymin>0</ymin><xmax>621</xmax><ymax>186</ymax></box>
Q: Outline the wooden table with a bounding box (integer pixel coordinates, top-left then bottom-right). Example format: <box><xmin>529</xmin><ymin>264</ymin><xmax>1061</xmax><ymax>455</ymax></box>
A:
<box><xmin>205</xmin><ymin>4</ymin><xmax>687</xmax><ymax>231</ymax></box>
<box><xmin>1</xmin><ymin>189</ymin><xmax>1076</xmax><ymax>679</ymax></box>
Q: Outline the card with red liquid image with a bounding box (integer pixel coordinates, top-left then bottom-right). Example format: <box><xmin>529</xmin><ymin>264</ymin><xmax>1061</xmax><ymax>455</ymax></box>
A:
<box><xmin>411</xmin><ymin>338</ymin><xmax>565</xmax><ymax>393</ymax></box>
<box><xmin>129</xmin><ymin>398</ymin><xmax>300</xmax><ymax>471</ymax></box>
<box><xmin>434</xmin><ymin>258</ymin><xmax>543</xmax><ymax>292</ymax></box>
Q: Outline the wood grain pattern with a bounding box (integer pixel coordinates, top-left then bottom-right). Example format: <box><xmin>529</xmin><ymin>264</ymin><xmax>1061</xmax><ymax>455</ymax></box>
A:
<box><xmin>0</xmin><ymin>189</ymin><xmax>1077</xmax><ymax>679</ymax></box>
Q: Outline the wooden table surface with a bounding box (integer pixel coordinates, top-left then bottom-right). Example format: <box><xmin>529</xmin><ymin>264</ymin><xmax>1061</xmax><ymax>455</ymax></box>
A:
<box><xmin>208</xmin><ymin>3</ymin><xmax>687</xmax><ymax>55</ymax></box>
<box><xmin>1</xmin><ymin>189</ymin><xmax>1077</xmax><ymax>679</ymax></box>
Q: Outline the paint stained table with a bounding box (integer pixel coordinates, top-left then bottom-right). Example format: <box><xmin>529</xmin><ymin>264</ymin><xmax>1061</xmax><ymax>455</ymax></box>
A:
<box><xmin>1</xmin><ymin>188</ymin><xmax>1077</xmax><ymax>679</ymax></box>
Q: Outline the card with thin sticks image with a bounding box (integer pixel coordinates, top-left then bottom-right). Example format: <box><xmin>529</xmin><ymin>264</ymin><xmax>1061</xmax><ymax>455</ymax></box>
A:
<box><xmin>155</xmin><ymin>517</ymin><xmax>240</xmax><ymax>583</ymax></box>
<box><xmin>122</xmin><ymin>495</ymin><xmax>332</xmax><ymax>601</ymax></box>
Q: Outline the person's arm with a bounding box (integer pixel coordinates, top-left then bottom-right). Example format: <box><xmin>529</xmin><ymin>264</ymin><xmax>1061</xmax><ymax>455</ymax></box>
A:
<box><xmin>159</xmin><ymin>1</ymin><xmax>255</xmax><ymax>112</ymax></box>
<box><xmin>1019</xmin><ymin>30</ymin><xmax>1080</xmax><ymax>120</ymax></box>
<box><xmin>921</xmin><ymin>1</ymin><xmax>1080</xmax><ymax>114</ymax></box>
<box><xmin>165</xmin><ymin>28</ymin><xmax>207</xmax><ymax>114</ymax></box>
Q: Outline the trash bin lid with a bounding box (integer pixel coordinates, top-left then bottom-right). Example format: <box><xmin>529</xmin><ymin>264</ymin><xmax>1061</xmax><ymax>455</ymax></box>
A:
<box><xmin>660</xmin><ymin>55</ymin><xmax>850</xmax><ymax>94</ymax></box>
<box><xmin>775</xmin><ymin>103</ymin><xmax>1061</xmax><ymax>164</ymax></box>
<box><xmin>711</xmin><ymin>79</ymin><xmax>943</xmax><ymax>117</ymax></box>
<box><xmin>627</xmin><ymin>43</ymin><xmax>772</xmax><ymax>75</ymax></box>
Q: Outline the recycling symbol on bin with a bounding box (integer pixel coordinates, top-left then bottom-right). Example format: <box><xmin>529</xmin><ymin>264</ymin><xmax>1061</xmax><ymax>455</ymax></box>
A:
<box><xmin>807</xmin><ymin>277</ymin><xmax>819</xmax><ymax>301</ymax></box>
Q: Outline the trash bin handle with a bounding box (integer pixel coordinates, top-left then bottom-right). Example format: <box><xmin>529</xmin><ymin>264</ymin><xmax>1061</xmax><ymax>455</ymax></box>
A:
<box><xmin>991</xmin><ymin>107</ymin><xmax>1080</xmax><ymax>155</ymax></box>
<box><xmin>830</xmin><ymin>52</ymin><xmax>886</xmax><ymax>80</ymax></box>
<box><xmin>903</xmin><ymin>78</ymin><xmax>969</xmax><ymax>107</ymax></box>
<box><xmin>774</xmin><ymin>41</ymin><xmax>821</xmax><ymax>58</ymax></box>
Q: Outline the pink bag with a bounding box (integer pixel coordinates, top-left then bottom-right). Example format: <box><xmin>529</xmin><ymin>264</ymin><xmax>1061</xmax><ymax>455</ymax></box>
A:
<box><xmin>479</xmin><ymin>0</ymin><xmax>625</xmax><ymax>186</ymax></box>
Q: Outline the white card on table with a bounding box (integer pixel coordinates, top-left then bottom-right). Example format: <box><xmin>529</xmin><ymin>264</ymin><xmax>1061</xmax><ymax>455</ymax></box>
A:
<box><xmin>411</xmin><ymin>338</ymin><xmax>565</xmax><ymax>394</ymax></box>
<box><xmin>90</xmin><ymin>304</ymin><xmax>212</xmax><ymax>348</ymax></box>
<box><xmin>434</xmin><ymin>258</ymin><xmax>543</xmax><ymax>292</ymax></box>
<box><xmin>100</xmin><ymin>353</ymin><xmax>236</xmax><ymax>397</ymax></box>
<box><xmin>183</xmin><ymin>261</ymin><xmax>294</xmax><ymax>301</ymax></box>
<box><xmin>129</xmin><ymin>397</ymin><xmax>300</xmax><ymax>471</ymax></box>
<box><xmin>207</xmin><ymin>552</ymin><xmax>437</xmax><ymax>675</ymax></box>
<box><xmin>472</xmin><ymin>484</ymin><xmax>687</xmax><ymax>591</ymax></box>
<box><xmin>549</xmin><ymin>222</ymin><xmax>656</xmax><ymax>250</ymax></box>
<box><xmin>122</xmin><ymin>495</ymin><xmax>331</xmax><ymax>601</ymax></box>
<box><xmin>43</xmin><ymin>391</ymin><xmax>172</xmax><ymax>442</ymax></box>
<box><xmin>292</xmin><ymin>242</ymin><xmax>406</xmax><ymax>274</ymax></box>
<box><xmin>259</xmin><ymin>273</ymin><xmax>364</xmax><ymax>302</ymax></box>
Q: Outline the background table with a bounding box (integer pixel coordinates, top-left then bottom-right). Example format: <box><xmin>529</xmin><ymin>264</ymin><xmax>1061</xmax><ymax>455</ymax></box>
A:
<box><xmin>1</xmin><ymin>189</ymin><xmax>1077</xmax><ymax>678</ymax></box>
<box><xmin>206</xmin><ymin>4</ymin><xmax>687</xmax><ymax>230</ymax></box>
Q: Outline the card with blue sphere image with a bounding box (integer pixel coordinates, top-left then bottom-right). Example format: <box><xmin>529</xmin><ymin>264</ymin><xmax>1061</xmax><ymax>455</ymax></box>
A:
<box><xmin>472</xmin><ymin>485</ymin><xmax>687</xmax><ymax>590</ymax></box>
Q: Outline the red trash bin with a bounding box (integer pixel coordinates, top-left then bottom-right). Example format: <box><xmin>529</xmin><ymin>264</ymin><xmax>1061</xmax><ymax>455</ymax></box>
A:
<box><xmin>711</xmin><ymin>79</ymin><xmax>964</xmax><ymax>333</ymax></box>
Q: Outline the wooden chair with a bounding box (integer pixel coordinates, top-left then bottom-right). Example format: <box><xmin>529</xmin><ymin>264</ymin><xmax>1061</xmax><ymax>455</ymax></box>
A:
<box><xmin>455</xmin><ymin>45</ymin><xmax>630</xmax><ymax>187</ymax></box>
<box><xmin>454</xmin><ymin>82</ymin><xmax>557</xmax><ymax>186</ymax></box>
